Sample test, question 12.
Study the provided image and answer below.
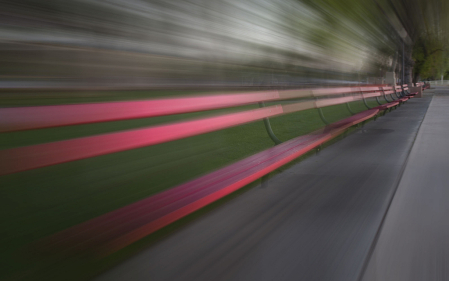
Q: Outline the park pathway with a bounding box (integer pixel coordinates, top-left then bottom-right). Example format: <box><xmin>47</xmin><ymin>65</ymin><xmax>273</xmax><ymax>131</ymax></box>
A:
<box><xmin>361</xmin><ymin>95</ymin><xmax>449</xmax><ymax>281</ymax></box>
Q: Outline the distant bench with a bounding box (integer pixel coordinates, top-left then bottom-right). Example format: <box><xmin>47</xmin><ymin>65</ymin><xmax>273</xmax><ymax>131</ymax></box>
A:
<box><xmin>0</xmin><ymin>84</ymin><xmax>410</xmax><ymax>255</ymax></box>
<box><xmin>416</xmin><ymin>82</ymin><xmax>430</xmax><ymax>90</ymax></box>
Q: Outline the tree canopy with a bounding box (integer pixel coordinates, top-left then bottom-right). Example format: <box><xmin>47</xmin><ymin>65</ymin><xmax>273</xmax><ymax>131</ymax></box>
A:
<box><xmin>2</xmin><ymin>0</ymin><xmax>449</xmax><ymax>84</ymax></box>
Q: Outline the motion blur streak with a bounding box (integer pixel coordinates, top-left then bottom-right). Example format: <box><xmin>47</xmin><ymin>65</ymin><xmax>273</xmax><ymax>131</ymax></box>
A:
<box><xmin>1</xmin><ymin>0</ymin><xmax>402</xmax><ymax>89</ymax></box>
<box><xmin>1</xmin><ymin>1</ymin><xmax>447</xmax><ymax>281</ymax></box>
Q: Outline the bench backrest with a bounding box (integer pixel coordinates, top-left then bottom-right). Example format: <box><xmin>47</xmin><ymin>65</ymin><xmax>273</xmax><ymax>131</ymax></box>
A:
<box><xmin>0</xmin><ymin>85</ymin><xmax>393</xmax><ymax>175</ymax></box>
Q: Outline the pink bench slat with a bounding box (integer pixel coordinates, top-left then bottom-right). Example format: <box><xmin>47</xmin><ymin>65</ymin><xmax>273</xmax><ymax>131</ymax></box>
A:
<box><xmin>0</xmin><ymin>91</ymin><xmax>379</xmax><ymax>175</ymax></box>
<box><xmin>46</xmin><ymin>134</ymin><xmax>322</xmax><ymax>252</ymax></box>
<box><xmin>0</xmin><ymin>91</ymin><xmax>281</xmax><ymax>133</ymax></box>
<box><xmin>315</xmin><ymin>95</ymin><xmax>361</xmax><ymax>108</ymax></box>
<box><xmin>374</xmin><ymin>101</ymin><xmax>399</xmax><ymax>110</ymax></box>
<box><xmin>0</xmin><ymin>105</ymin><xmax>283</xmax><ymax>175</ymax></box>
<box><xmin>0</xmin><ymin>86</ymin><xmax>388</xmax><ymax>133</ymax></box>
<box><xmin>361</xmin><ymin>87</ymin><xmax>381</xmax><ymax>92</ymax></box>
<box><xmin>311</xmin><ymin>87</ymin><xmax>361</xmax><ymax>96</ymax></box>
<box><xmin>362</xmin><ymin>92</ymin><xmax>381</xmax><ymax>98</ymax></box>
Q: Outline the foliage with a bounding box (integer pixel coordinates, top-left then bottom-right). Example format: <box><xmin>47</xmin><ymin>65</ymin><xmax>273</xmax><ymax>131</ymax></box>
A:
<box><xmin>413</xmin><ymin>38</ymin><xmax>449</xmax><ymax>79</ymax></box>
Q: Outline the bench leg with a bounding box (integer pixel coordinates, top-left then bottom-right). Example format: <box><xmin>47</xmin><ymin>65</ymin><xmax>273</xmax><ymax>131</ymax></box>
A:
<box><xmin>259</xmin><ymin>102</ymin><xmax>283</xmax><ymax>145</ymax></box>
<box><xmin>346</xmin><ymin>102</ymin><xmax>356</xmax><ymax>115</ymax></box>
<box><xmin>376</xmin><ymin>96</ymin><xmax>383</xmax><ymax>105</ymax></box>
<box><xmin>317</xmin><ymin>107</ymin><xmax>330</xmax><ymax>125</ymax></box>
<box><xmin>362</xmin><ymin>95</ymin><xmax>372</xmax><ymax>109</ymax></box>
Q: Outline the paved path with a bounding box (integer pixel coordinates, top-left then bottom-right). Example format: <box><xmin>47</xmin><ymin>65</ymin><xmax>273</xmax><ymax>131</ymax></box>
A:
<box><xmin>96</xmin><ymin>97</ymin><xmax>432</xmax><ymax>281</ymax></box>
<box><xmin>361</xmin><ymin>95</ymin><xmax>449</xmax><ymax>281</ymax></box>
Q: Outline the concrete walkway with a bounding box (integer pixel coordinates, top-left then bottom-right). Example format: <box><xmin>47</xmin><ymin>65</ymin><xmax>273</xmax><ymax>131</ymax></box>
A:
<box><xmin>96</xmin><ymin>96</ymin><xmax>432</xmax><ymax>281</ymax></box>
<box><xmin>361</xmin><ymin>95</ymin><xmax>449</xmax><ymax>281</ymax></box>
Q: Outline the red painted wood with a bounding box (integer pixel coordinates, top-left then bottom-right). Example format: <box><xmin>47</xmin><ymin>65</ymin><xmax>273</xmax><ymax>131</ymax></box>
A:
<box><xmin>315</xmin><ymin>95</ymin><xmax>361</xmax><ymax>108</ymax></box>
<box><xmin>374</xmin><ymin>102</ymin><xmax>400</xmax><ymax>110</ymax></box>
<box><xmin>0</xmin><ymin>86</ymin><xmax>389</xmax><ymax>134</ymax></box>
<box><xmin>0</xmin><ymin>105</ymin><xmax>283</xmax><ymax>175</ymax></box>
<box><xmin>43</xmin><ymin>108</ymin><xmax>379</xmax><ymax>255</ymax></box>
<box><xmin>0</xmin><ymin>91</ymin><xmax>280</xmax><ymax>132</ymax></box>
<box><xmin>0</xmin><ymin>86</ymin><xmax>388</xmax><ymax>133</ymax></box>
<box><xmin>47</xmin><ymin>134</ymin><xmax>322</xmax><ymax>252</ymax></box>
<box><xmin>323</xmin><ymin>109</ymin><xmax>379</xmax><ymax>133</ymax></box>
<box><xmin>362</xmin><ymin>92</ymin><xmax>381</xmax><ymax>98</ymax></box>
<box><xmin>361</xmin><ymin>87</ymin><xmax>381</xmax><ymax>92</ymax></box>
<box><xmin>312</xmin><ymin>87</ymin><xmax>361</xmax><ymax>96</ymax></box>
<box><xmin>0</xmin><ymin>87</ymin><xmax>387</xmax><ymax>176</ymax></box>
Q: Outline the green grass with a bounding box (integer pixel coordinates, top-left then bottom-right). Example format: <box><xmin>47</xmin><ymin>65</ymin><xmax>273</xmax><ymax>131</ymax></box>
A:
<box><xmin>0</xmin><ymin>91</ymin><xmax>382</xmax><ymax>281</ymax></box>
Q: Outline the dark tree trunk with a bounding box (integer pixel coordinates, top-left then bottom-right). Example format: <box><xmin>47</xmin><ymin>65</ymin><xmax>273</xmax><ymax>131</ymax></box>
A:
<box><xmin>390</xmin><ymin>51</ymin><xmax>398</xmax><ymax>72</ymax></box>
<box><xmin>404</xmin><ymin>44</ymin><xmax>414</xmax><ymax>84</ymax></box>
<box><xmin>413</xmin><ymin>72</ymin><xmax>420</xmax><ymax>84</ymax></box>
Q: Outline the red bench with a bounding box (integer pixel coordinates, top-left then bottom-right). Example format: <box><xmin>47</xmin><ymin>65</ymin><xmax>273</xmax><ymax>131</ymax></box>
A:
<box><xmin>403</xmin><ymin>84</ymin><xmax>419</xmax><ymax>97</ymax></box>
<box><xmin>0</xmin><ymin>86</ymin><xmax>394</xmax><ymax>176</ymax></box>
<box><xmin>0</xmin><ymin>85</ymin><xmax>403</xmax><ymax>254</ymax></box>
<box><xmin>366</xmin><ymin>86</ymin><xmax>401</xmax><ymax>114</ymax></box>
<box><xmin>417</xmin><ymin>82</ymin><xmax>429</xmax><ymax>90</ymax></box>
<box><xmin>394</xmin><ymin>85</ymin><xmax>410</xmax><ymax>102</ymax></box>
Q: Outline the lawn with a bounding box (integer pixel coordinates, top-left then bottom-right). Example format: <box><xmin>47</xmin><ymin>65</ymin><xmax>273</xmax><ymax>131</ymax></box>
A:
<box><xmin>0</xmin><ymin>90</ymin><xmax>383</xmax><ymax>280</ymax></box>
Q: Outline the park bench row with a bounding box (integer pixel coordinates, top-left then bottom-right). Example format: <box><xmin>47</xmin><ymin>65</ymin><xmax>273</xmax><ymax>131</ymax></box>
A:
<box><xmin>0</xmin><ymin>83</ymin><xmax>421</xmax><ymax>254</ymax></box>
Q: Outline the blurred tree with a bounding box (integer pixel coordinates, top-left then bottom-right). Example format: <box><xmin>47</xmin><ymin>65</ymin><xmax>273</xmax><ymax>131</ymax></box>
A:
<box><xmin>380</xmin><ymin>0</ymin><xmax>449</xmax><ymax>82</ymax></box>
<box><xmin>2</xmin><ymin>0</ymin><xmax>449</xmax><ymax>85</ymax></box>
<box><xmin>413</xmin><ymin>38</ymin><xmax>448</xmax><ymax>80</ymax></box>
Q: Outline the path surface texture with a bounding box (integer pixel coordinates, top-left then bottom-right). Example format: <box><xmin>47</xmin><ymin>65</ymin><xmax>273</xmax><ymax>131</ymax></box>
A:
<box><xmin>361</xmin><ymin>95</ymin><xmax>449</xmax><ymax>281</ymax></box>
<box><xmin>96</xmin><ymin>96</ymin><xmax>434</xmax><ymax>281</ymax></box>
